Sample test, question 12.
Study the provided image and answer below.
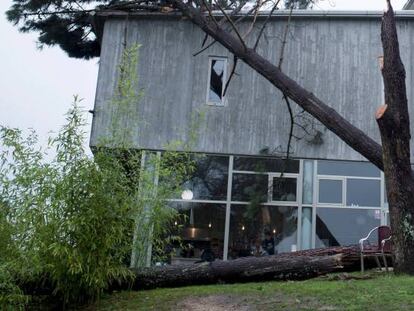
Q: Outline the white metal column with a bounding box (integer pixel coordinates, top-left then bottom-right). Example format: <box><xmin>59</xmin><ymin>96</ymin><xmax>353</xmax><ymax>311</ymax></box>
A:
<box><xmin>297</xmin><ymin>160</ymin><xmax>304</xmax><ymax>250</ymax></box>
<box><xmin>223</xmin><ymin>155</ymin><xmax>234</xmax><ymax>260</ymax></box>
<box><xmin>311</xmin><ymin>160</ymin><xmax>318</xmax><ymax>249</ymax></box>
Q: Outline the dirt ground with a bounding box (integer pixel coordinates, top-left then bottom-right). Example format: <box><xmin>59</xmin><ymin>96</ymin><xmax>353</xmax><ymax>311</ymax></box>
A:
<box><xmin>177</xmin><ymin>295</ymin><xmax>252</xmax><ymax>311</ymax></box>
<box><xmin>176</xmin><ymin>294</ymin><xmax>337</xmax><ymax>311</ymax></box>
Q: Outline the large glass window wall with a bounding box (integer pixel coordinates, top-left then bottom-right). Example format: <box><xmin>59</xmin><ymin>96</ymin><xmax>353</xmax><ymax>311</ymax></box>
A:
<box><xmin>228</xmin><ymin>205</ymin><xmax>298</xmax><ymax>259</ymax></box>
<box><xmin>169</xmin><ymin>202</ymin><xmax>226</xmax><ymax>264</ymax></box>
<box><xmin>173</xmin><ymin>155</ymin><xmax>229</xmax><ymax>201</ymax></box>
<box><xmin>155</xmin><ymin>153</ymin><xmax>386</xmax><ymax>263</ymax></box>
<box><xmin>315</xmin><ymin>208</ymin><xmax>381</xmax><ymax>248</ymax></box>
<box><xmin>316</xmin><ymin>160</ymin><xmax>384</xmax><ymax>249</ymax></box>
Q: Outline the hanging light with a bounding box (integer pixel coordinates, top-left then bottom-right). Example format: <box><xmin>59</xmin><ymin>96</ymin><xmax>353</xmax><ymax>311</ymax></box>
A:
<box><xmin>181</xmin><ymin>189</ymin><xmax>193</xmax><ymax>200</ymax></box>
<box><xmin>273</xmin><ymin>229</ymin><xmax>276</xmax><ymax>234</ymax></box>
<box><xmin>208</xmin><ymin>222</ymin><xmax>212</xmax><ymax>228</ymax></box>
<box><xmin>241</xmin><ymin>225</ymin><xmax>245</xmax><ymax>231</ymax></box>
<box><xmin>174</xmin><ymin>221</ymin><xmax>178</xmax><ymax>226</ymax></box>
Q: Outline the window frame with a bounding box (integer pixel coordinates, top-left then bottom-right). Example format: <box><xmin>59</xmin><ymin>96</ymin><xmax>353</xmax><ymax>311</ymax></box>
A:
<box><xmin>317</xmin><ymin>174</ymin><xmax>382</xmax><ymax>209</ymax></box>
<box><xmin>206</xmin><ymin>56</ymin><xmax>228</xmax><ymax>107</ymax></box>
<box><xmin>269</xmin><ymin>173</ymin><xmax>299</xmax><ymax>204</ymax></box>
<box><xmin>317</xmin><ymin>177</ymin><xmax>345</xmax><ymax>206</ymax></box>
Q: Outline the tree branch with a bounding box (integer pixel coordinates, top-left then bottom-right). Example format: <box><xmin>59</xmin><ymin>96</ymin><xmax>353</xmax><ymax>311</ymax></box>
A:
<box><xmin>168</xmin><ymin>0</ymin><xmax>384</xmax><ymax>170</ymax></box>
<box><xmin>216</xmin><ymin>4</ymin><xmax>247</xmax><ymax>50</ymax></box>
<box><xmin>253</xmin><ymin>0</ymin><xmax>280</xmax><ymax>51</ymax></box>
<box><xmin>223</xmin><ymin>55</ymin><xmax>238</xmax><ymax>96</ymax></box>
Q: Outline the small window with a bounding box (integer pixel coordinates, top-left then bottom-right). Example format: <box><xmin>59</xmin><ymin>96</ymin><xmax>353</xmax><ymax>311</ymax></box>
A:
<box><xmin>231</xmin><ymin>173</ymin><xmax>268</xmax><ymax>202</ymax></box>
<box><xmin>346</xmin><ymin>179</ymin><xmax>380</xmax><ymax>207</ymax></box>
<box><xmin>318</xmin><ymin>179</ymin><xmax>343</xmax><ymax>204</ymax></box>
<box><xmin>272</xmin><ymin>177</ymin><xmax>297</xmax><ymax>202</ymax></box>
<box><xmin>207</xmin><ymin>57</ymin><xmax>227</xmax><ymax>106</ymax></box>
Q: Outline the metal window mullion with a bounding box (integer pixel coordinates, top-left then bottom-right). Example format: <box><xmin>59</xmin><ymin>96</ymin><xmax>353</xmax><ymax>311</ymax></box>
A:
<box><xmin>317</xmin><ymin>205</ymin><xmax>381</xmax><ymax>210</ymax></box>
<box><xmin>380</xmin><ymin>171</ymin><xmax>386</xmax><ymax>225</ymax></box>
<box><xmin>167</xmin><ymin>199</ymin><xmax>227</xmax><ymax>204</ymax></box>
<box><xmin>268</xmin><ymin>173</ymin><xmax>273</xmax><ymax>202</ymax></box>
<box><xmin>312</xmin><ymin>160</ymin><xmax>318</xmax><ymax>249</ymax></box>
<box><xmin>297</xmin><ymin>159</ymin><xmax>304</xmax><ymax>251</ymax></box>
<box><xmin>145</xmin><ymin>151</ymin><xmax>161</xmax><ymax>267</ymax></box>
<box><xmin>342</xmin><ymin>177</ymin><xmax>346</xmax><ymax>206</ymax></box>
<box><xmin>233</xmin><ymin>170</ymin><xmax>299</xmax><ymax>177</ymax></box>
<box><xmin>229</xmin><ymin>201</ymin><xmax>299</xmax><ymax>206</ymax></box>
<box><xmin>317</xmin><ymin>174</ymin><xmax>381</xmax><ymax>180</ymax></box>
<box><xmin>223</xmin><ymin>155</ymin><xmax>234</xmax><ymax>261</ymax></box>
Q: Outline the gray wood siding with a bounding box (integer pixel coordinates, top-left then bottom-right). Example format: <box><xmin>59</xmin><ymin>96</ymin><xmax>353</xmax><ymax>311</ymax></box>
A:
<box><xmin>90</xmin><ymin>14</ymin><xmax>414</xmax><ymax>162</ymax></box>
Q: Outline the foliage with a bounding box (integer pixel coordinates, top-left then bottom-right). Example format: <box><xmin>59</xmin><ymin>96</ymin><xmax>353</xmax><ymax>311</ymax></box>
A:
<box><xmin>105</xmin><ymin>43</ymin><xmax>199</xmax><ymax>268</ymax></box>
<box><xmin>0</xmin><ymin>103</ymin><xmax>135</xmax><ymax>306</ymax></box>
<box><xmin>284</xmin><ymin>0</ymin><xmax>314</xmax><ymax>9</ymax></box>
<box><xmin>0</xmin><ymin>44</ymin><xmax>197</xmax><ymax>307</ymax></box>
<box><xmin>6</xmin><ymin>0</ymin><xmax>315</xmax><ymax>59</ymax></box>
<box><xmin>0</xmin><ymin>102</ymin><xmax>195</xmax><ymax>306</ymax></box>
<box><xmin>0</xmin><ymin>266</ymin><xmax>28</xmax><ymax>310</ymax></box>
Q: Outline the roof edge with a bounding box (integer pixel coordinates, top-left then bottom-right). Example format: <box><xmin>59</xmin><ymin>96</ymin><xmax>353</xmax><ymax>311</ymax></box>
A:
<box><xmin>95</xmin><ymin>9</ymin><xmax>414</xmax><ymax>19</ymax></box>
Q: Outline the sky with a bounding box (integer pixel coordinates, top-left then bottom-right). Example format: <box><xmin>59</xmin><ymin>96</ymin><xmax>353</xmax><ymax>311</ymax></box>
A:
<box><xmin>0</xmin><ymin>0</ymin><xmax>408</xmax><ymax>152</ymax></box>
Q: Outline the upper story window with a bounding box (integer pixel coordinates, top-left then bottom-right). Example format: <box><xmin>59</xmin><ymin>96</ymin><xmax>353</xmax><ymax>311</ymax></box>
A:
<box><xmin>207</xmin><ymin>57</ymin><xmax>227</xmax><ymax>106</ymax></box>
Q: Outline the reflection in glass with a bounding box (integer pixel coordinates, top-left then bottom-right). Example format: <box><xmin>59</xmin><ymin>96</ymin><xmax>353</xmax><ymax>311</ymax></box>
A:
<box><xmin>170</xmin><ymin>202</ymin><xmax>226</xmax><ymax>263</ymax></box>
<box><xmin>301</xmin><ymin>207</ymin><xmax>312</xmax><ymax>250</ymax></box>
<box><xmin>228</xmin><ymin>205</ymin><xmax>298</xmax><ymax>259</ymax></box>
<box><xmin>319</xmin><ymin>179</ymin><xmax>342</xmax><ymax>204</ymax></box>
<box><xmin>316</xmin><ymin>208</ymin><xmax>381</xmax><ymax>248</ymax></box>
<box><xmin>346</xmin><ymin>179</ymin><xmax>380</xmax><ymax>207</ymax></box>
<box><xmin>317</xmin><ymin>160</ymin><xmax>380</xmax><ymax>177</ymax></box>
<box><xmin>234</xmin><ymin>156</ymin><xmax>299</xmax><ymax>173</ymax></box>
<box><xmin>176</xmin><ymin>155</ymin><xmax>229</xmax><ymax>201</ymax></box>
<box><xmin>272</xmin><ymin>177</ymin><xmax>297</xmax><ymax>202</ymax></box>
<box><xmin>208</xmin><ymin>59</ymin><xmax>225</xmax><ymax>103</ymax></box>
<box><xmin>231</xmin><ymin>173</ymin><xmax>268</xmax><ymax>202</ymax></box>
<box><xmin>302</xmin><ymin>160</ymin><xmax>314</xmax><ymax>204</ymax></box>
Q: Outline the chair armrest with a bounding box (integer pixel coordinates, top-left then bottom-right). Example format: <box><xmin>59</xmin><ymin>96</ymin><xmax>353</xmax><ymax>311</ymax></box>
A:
<box><xmin>359</xmin><ymin>226</ymin><xmax>379</xmax><ymax>251</ymax></box>
<box><xmin>381</xmin><ymin>235</ymin><xmax>392</xmax><ymax>253</ymax></box>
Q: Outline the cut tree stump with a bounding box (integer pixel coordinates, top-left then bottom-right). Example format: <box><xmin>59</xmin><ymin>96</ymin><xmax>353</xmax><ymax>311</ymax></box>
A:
<box><xmin>129</xmin><ymin>245</ymin><xmax>375</xmax><ymax>290</ymax></box>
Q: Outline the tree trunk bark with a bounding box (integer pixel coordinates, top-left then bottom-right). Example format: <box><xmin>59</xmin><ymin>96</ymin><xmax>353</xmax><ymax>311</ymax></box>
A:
<box><xmin>20</xmin><ymin>246</ymin><xmax>379</xmax><ymax>293</ymax></box>
<box><xmin>377</xmin><ymin>1</ymin><xmax>414</xmax><ymax>274</ymax></box>
<box><xmin>129</xmin><ymin>246</ymin><xmax>368</xmax><ymax>290</ymax></box>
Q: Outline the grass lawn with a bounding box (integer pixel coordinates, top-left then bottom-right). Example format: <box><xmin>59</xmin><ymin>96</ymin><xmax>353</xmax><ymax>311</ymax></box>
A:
<box><xmin>88</xmin><ymin>272</ymin><xmax>414</xmax><ymax>310</ymax></box>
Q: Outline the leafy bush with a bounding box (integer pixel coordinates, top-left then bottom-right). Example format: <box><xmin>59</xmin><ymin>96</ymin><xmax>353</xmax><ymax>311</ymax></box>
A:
<box><xmin>0</xmin><ymin>103</ymin><xmax>134</xmax><ymax>305</ymax></box>
<box><xmin>0</xmin><ymin>102</ymin><xmax>194</xmax><ymax>307</ymax></box>
<box><xmin>0</xmin><ymin>44</ymin><xmax>197</xmax><ymax>307</ymax></box>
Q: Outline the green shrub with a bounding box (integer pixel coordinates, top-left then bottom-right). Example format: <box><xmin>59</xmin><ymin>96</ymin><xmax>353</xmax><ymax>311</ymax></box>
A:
<box><xmin>0</xmin><ymin>44</ymin><xmax>196</xmax><ymax>308</ymax></box>
<box><xmin>0</xmin><ymin>103</ymin><xmax>135</xmax><ymax>306</ymax></box>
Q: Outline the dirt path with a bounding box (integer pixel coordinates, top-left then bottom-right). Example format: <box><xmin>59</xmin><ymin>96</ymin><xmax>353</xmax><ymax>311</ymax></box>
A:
<box><xmin>177</xmin><ymin>295</ymin><xmax>253</xmax><ymax>311</ymax></box>
<box><xmin>176</xmin><ymin>294</ymin><xmax>337</xmax><ymax>311</ymax></box>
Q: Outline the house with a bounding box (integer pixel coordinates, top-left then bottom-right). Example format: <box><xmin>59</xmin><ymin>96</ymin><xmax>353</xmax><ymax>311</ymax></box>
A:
<box><xmin>90</xmin><ymin>6</ymin><xmax>414</xmax><ymax>263</ymax></box>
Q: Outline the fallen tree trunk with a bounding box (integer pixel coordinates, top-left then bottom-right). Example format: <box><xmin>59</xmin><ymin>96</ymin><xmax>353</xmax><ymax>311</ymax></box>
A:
<box><xmin>129</xmin><ymin>245</ymin><xmax>370</xmax><ymax>290</ymax></box>
<box><xmin>22</xmin><ymin>246</ymin><xmax>381</xmax><ymax>294</ymax></box>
